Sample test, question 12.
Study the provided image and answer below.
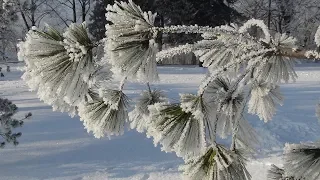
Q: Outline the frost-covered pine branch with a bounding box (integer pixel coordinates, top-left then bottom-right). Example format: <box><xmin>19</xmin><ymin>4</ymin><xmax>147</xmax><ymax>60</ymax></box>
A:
<box><xmin>16</xmin><ymin>0</ymin><xmax>320</xmax><ymax>179</ymax></box>
<box><xmin>19</xmin><ymin>23</ymin><xmax>97</xmax><ymax>116</ymax></box>
<box><xmin>267</xmin><ymin>164</ymin><xmax>286</xmax><ymax>180</ymax></box>
<box><xmin>105</xmin><ymin>0</ymin><xmax>159</xmax><ymax>82</ymax></box>
<box><xmin>146</xmin><ymin>102</ymin><xmax>206</xmax><ymax>159</ymax></box>
<box><xmin>181</xmin><ymin>145</ymin><xmax>251</xmax><ymax>180</ymax></box>
<box><xmin>78</xmin><ymin>89</ymin><xmax>129</xmax><ymax>138</ymax></box>
<box><xmin>248</xmin><ymin>80</ymin><xmax>283</xmax><ymax>122</ymax></box>
<box><xmin>179</xmin><ymin>93</ymin><xmax>218</xmax><ymax>144</ymax></box>
<box><xmin>129</xmin><ymin>88</ymin><xmax>165</xmax><ymax>133</ymax></box>
<box><xmin>0</xmin><ymin>98</ymin><xmax>31</xmax><ymax>148</ymax></box>
<box><xmin>267</xmin><ymin>164</ymin><xmax>300</xmax><ymax>180</ymax></box>
<box><xmin>283</xmin><ymin>142</ymin><xmax>320</xmax><ymax>180</ymax></box>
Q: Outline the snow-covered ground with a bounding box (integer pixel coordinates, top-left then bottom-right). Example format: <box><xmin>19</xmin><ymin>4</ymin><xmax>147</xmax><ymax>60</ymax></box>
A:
<box><xmin>0</xmin><ymin>63</ymin><xmax>320</xmax><ymax>180</ymax></box>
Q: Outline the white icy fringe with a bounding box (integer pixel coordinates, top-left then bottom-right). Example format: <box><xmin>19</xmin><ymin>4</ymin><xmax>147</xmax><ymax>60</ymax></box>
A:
<box><xmin>105</xmin><ymin>0</ymin><xmax>159</xmax><ymax>82</ymax></box>
<box><xmin>129</xmin><ymin>90</ymin><xmax>165</xmax><ymax>133</ymax></box>
<box><xmin>199</xmin><ymin>76</ymin><xmax>258</xmax><ymax>147</ymax></box>
<box><xmin>156</xmin><ymin>23</ymin><xmax>251</xmax><ymax>69</ymax></box>
<box><xmin>197</xmin><ymin>48</ymin><xmax>275</xmax><ymax>95</ymax></box>
<box><xmin>19</xmin><ymin>24</ymin><xmax>95</xmax><ymax>115</ymax></box>
<box><xmin>197</xmin><ymin>24</ymin><xmax>297</xmax><ymax>96</ymax></box>
<box><xmin>204</xmin><ymin>77</ymin><xmax>244</xmax><ymax>118</ymax></box>
<box><xmin>315</xmin><ymin>25</ymin><xmax>320</xmax><ymax>47</ymax></box>
<box><xmin>180</xmin><ymin>94</ymin><xmax>206</xmax><ymax>121</ymax></box>
<box><xmin>284</xmin><ymin>142</ymin><xmax>320</xmax><ymax>180</ymax></box>
<box><xmin>238</xmin><ymin>19</ymin><xmax>271</xmax><ymax>43</ymax></box>
<box><xmin>180</xmin><ymin>93</ymin><xmax>218</xmax><ymax>143</ymax></box>
<box><xmin>158</xmin><ymin>23</ymin><xmax>259</xmax><ymax>73</ymax></box>
<box><xmin>63</xmin><ymin>23</ymin><xmax>91</xmax><ymax>63</ymax></box>
<box><xmin>146</xmin><ymin>103</ymin><xmax>206</xmax><ymax>159</ymax></box>
<box><xmin>201</xmin><ymin>76</ymin><xmax>249</xmax><ymax>140</ymax></box>
<box><xmin>272</xmin><ymin>33</ymin><xmax>297</xmax><ymax>50</ymax></box>
<box><xmin>255</xmin><ymin>33</ymin><xmax>297</xmax><ymax>83</ymax></box>
<box><xmin>305</xmin><ymin>50</ymin><xmax>320</xmax><ymax>59</ymax></box>
<box><xmin>256</xmin><ymin>55</ymin><xmax>297</xmax><ymax>83</ymax></box>
<box><xmin>267</xmin><ymin>164</ymin><xmax>286</xmax><ymax>180</ymax></box>
<box><xmin>248</xmin><ymin>81</ymin><xmax>283</xmax><ymax>122</ymax></box>
<box><xmin>156</xmin><ymin>44</ymin><xmax>194</xmax><ymax>62</ymax></box>
<box><xmin>181</xmin><ymin>145</ymin><xmax>251</xmax><ymax>180</ymax></box>
<box><xmin>78</xmin><ymin>90</ymin><xmax>129</xmax><ymax>138</ymax></box>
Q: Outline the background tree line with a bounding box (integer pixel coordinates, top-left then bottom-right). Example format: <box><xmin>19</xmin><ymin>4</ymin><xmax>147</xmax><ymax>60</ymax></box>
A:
<box><xmin>2</xmin><ymin>0</ymin><xmax>320</xmax><ymax>63</ymax></box>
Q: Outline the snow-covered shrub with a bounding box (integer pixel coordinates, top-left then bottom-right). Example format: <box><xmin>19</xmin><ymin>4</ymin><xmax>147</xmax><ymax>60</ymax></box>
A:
<box><xmin>0</xmin><ymin>98</ymin><xmax>31</xmax><ymax>148</ymax></box>
<box><xmin>17</xmin><ymin>0</ymin><xmax>320</xmax><ymax>179</ymax></box>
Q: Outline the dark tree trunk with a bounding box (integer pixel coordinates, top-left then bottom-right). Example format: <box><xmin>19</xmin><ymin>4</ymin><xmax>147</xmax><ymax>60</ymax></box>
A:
<box><xmin>72</xmin><ymin>0</ymin><xmax>77</xmax><ymax>23</ymax></box>
<box><xmin>267</xmin><ymin>0</ymin><xmax>271</xmax><ymax>29</ymax></box>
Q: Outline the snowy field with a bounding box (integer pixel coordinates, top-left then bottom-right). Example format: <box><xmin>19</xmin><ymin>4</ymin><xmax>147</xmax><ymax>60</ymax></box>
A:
<box><xmin>0</xmin><ymin>63</ymin><xmax>320</xmax><ymax>180</ymax></box>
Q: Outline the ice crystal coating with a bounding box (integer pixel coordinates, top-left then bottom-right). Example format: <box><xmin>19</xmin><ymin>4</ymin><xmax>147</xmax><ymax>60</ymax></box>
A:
<box><xmin>238</xmin><ymin>19</ymin><xmax>271</xmax><ymax>43</ymax></box>
<box><xmin>305</xmin><ymin>50</ymin><xmax>320</xmax><ymax>59</ymax></box>
<box><xmin>146</xmin><ymin>103</ymin><xmax>206</xmax><ymax>159</ymax></box>
<box><xmin>181</xmin><ymin>145</ymin><xmax>251</xmax><ymax>180</ymax></box>
<box><xmin>201</xmin><ymin>76</ymin><xmax>246</xmax><ymax>140</ymax></box>
<box><xmin>284</xmin><ymin>142</ymin><xmax>320</xmax><ymax>180</ymax></box>
<box><xmin>272</xmin><ymin>33</ymin><xmax>297</xmax><ymax>50</ymax></box>
<box><xmin>129</xmin><ymin>89</ymin><xmax>165</xmax><ymax>133</ymax></box>
<box><xmin>267</xmin><ymin>164</ymin><xmax>285</xmax><ymax>180</ymax></box>
<box><xmin>254</xmin><ymin>33</ymin><xmax>298</xmax><ymax>83</ymax></box>
<box><xmin>315</xmin><ymin>25</ymin><xmax>320</xmax><ymax>47</ymax></box>
<box><xmin>256</xmin><ymin>55</ymin><xmax>297</xmax><ymax>83</ymax></box>
<box><xmin>205</xmin><ymin>77</ymin><xmax>244</xmax><ymax>118</ymax></box>
<box><xmin>105</xmin><ymin>0</ymin><xmax>159</xmax><ymax>82</ymax></box>
<box><xmin>78</xmin><ymin>90</ymin><xmax>129</xmax><ymax>138</ymax></box>
<box><xmin>248</xmin><ymin>81</ymin><xmax>283</xmax><ymax>122</ymax></box>
<box><xmin>235</xmin><ymin>117</ymin><xmax>259</xmax><ymax>150</ymax></box>
<box><xmin>180</xmin><ymin>93</ymin><xmax>218</xmax><ymax>143</ymax></box>
<box><xmin>19</xmin><ymin>24</ymin><xmax>95</xmax><ymax>115</ymax></box>
<box><xmin>198</xmin><ymin>48</ymin><xmax>275</xmax><ymax>95</ymax></box>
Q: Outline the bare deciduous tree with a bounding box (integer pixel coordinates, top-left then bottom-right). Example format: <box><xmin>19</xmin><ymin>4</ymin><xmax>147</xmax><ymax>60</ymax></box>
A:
<box><xmin>14</xmin><ymin>0</ymin><xmax>53</xmax><ymax>30</ymax></box>
<box><xmin>233</xmin><ymin>0</ymin><xmax>320</xmax><ymax>47</ymax></box>
<box><xmin>78</xmin><ymin>0</ymin><xmax>90</xmax><ymax>22</ymax></box>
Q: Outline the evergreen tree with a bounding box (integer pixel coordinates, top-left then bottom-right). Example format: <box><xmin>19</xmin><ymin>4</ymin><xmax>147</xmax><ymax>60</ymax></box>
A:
<box><xmin>0</xmin><ymin>98</ymin><xmax>31</xmax><ymax>148</ymax></box>
<box><xmin>89</xmin><ymin>0</ymin><xmax>114</xmax><ymax>41</ymax></box>
<box><xmin>0</xmin><ymin>0</ymin><xmax>18</xmax><ymax>62</ymax></box>
<box><xmin>17</xmin><ymin>0</ymin><xmax>320</xmax><ymax>179</ymax></box>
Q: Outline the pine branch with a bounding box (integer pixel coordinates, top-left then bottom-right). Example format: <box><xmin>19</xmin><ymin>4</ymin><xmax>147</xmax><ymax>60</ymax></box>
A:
<box><xmin>79</xmin><ymin>90</ymin><xmax>129</xmax><ymax>138</ymax></box>
<box><xmin>19</xmin><ymin>23</ymin><xmax>99</xmax><ymax>116</ymax></box>
<box><xmin>284</xmin><ymin>142</ymin><xmax>320</xmax><ymax>180</ymax></box>
<box><xmin>129</xmin><ymin>88</ymin><xmax>166</xmax><ymax>133</ymax></box>
<box><xmin>248</xmin><ymin>80</ymin><xmax>283</xmax><ymax>122</ymax></box>
<box><xmin>181</xmin><ymin>145</ymin><xmax>251</xmax><ymax>180</ymax></box>
<box><xmin>180</xmin><ymin>93</ymin><xmax>218</xmax><ymax>144</ymax></box>
<box><xmin>17</xmin><ymin>1</ymin><xmax>320</xmax><ymax>179</ymax></box>
<box><xmin>146</xmin><ymin>103</ymin><xmax>206</xmax><ymax>159</ymax></box>
<box><xmin>267</xmin><ymin>164</ymin><xmax>285</xmax><ymax>180</ymax></box>
<box><xmin>105</xmin><ymin>0</ymin><xmax>159</xmax><ymax>82</ymax></box>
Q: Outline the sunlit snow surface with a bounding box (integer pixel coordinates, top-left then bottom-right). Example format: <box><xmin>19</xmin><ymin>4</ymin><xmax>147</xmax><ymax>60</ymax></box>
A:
<box><xmin>0</xmin><ymin>63</ymin><xmax>319</xmax><ymax>180</ymax></box>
